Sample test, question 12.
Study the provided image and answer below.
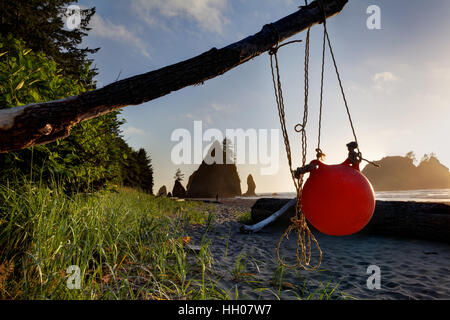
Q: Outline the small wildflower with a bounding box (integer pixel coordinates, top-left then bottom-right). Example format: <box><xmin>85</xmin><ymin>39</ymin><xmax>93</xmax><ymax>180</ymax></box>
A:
<box><xmin>102</xmin><ymin>274</ymin><xmax>111</xmax><ymax>284</ymax></box>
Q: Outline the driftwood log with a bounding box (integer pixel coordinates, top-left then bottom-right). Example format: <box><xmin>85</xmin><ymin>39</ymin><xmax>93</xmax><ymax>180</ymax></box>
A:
<box><xmin>240</xmin><ymin>199</ymin><xmax>296</xmax><ymax>233</ymax></box>
<box><xmin>243</xmin><ymin>198</ymin><xmax>450</xmax><ymax>243</ymax></box>
<box><xmin>0</xmin><ymin>0</ymin><xmax>348</xmax><ymax>153</ymax></box>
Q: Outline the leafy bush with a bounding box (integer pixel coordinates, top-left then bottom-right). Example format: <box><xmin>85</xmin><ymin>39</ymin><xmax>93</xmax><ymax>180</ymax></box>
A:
<box><xmin>0</xmin><ymin>35</ymin><xmax>153</xmax><ymax>193</ymax></box>
<box><xmin>0</xmin><ymin>0</ymin><xmax>98</xmax><ymax>87</ymax></box>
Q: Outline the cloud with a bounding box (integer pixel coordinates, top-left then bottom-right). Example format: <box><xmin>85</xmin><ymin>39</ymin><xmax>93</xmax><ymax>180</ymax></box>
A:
<box><xmin>184</xmin><ymin>111</ymin><xmax>213</xmax><ymax>125</ymax></box>
<box><xmin>182</xmin><ymin>101</ymin><xmax>236</xmax><ymax>125</ymax></box>
<box><xmin>211</xmin><ymin>101</ymin><xmax>237</xmax><ymax>113</ymax></box>
<box><xmin>89</xmin><ymin>14</ymin><xmax>151</xmax><ymax>59</ymax></box>
<box><xmin>372</xmin><ymin>72</ymin><xmax>399</xmax><ymax>93</ymax></box>
<box><xmin>131</xmin><ymin>0</ymin><xmax>230</xmax><ymax>34</ymax></box>
<box><xmin>123</xmin><ymin>126</ymin><xmax>146</xmax><ymax>135</ymax></box>
<box><xmin>204</xmin><ymin>114</ymin><xmax>213</xmax><ymax>125</ymax></box>
<box><xmin>380</xmin><ymin>129</ymin><xmax>412</xmax><ymax>137</ymax></box>
<box><xmin>430</xmin><ymin>65</ymin><xmax>450</xmax><ymax>82</ymax></box>
<box><xmin>211</xmin><ymin>102</ymin><xmax>224</xmax><ymax>111</ymax></box>
<box><xmin>373</xmin><ymin>72</ymin><xmax>398</xmax><ymax>83</ymax></box>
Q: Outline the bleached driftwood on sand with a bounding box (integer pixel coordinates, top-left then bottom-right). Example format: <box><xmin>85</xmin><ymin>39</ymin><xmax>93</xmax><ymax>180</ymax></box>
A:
<box><xmin>240</xmin><ymin>199</ymin><xmax>296</xmax><ymax>233</ymax></box>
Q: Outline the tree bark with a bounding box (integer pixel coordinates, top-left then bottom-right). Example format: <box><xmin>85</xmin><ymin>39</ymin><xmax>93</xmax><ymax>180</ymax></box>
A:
<box><xmin>0</xmin><ymin>0</ymin><xmax>348</xmax><ymax>153</ymax></box>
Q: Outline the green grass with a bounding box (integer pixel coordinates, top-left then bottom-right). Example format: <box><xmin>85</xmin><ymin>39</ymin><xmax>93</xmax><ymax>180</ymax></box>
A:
<box><xmin>226</xmin><ymin>255</ymin><xmax>349</xmax><ymax>300</ymax></box>
<box><xmin>237</xmin><ymin>210</ymin><xmax>252</xmax><ymax>224</ymax></box>
<box><xmin>0</xmin><ymin>181</ymin><xmax>350</xmax><ymax>300</ymax></box>
<box><xmin>0</xmin><ymin>182</ymin><xmax>227</xmax><ymax>299</ymax></box>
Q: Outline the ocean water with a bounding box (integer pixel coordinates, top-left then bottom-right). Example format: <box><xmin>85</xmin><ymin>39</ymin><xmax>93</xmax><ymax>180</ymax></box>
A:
<box><xmin>241</xmin><ymin>189</ymin><xmax>450</xmax><ymax>203</ymax></box>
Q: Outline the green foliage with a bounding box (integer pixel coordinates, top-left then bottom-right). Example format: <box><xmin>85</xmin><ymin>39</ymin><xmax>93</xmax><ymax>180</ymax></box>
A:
<box><xmin>0</xmin><ymin>1</ymin><xmax>154</xmax><ymax>193</ymax></box>
<box><xmin>121</xmin><ymin>146</ymin><xmax>154</xmax><ymax>194</ymax></box>
<box><xmin>0</xmin><ymin>35</ymin><xmax>153</xmax><ymax>193</ymax></box>
<box><xmin>0</xmin><ymin>0</ymin><xmax>98</xmax><ymax>87</ymax></box>
<box><xmin>174</xmin><ymin>168</ymin><xmax>184</xmax><ymax>182</ymax></box>
<box><xmin>237</xmin><ymin>210</ymin><xmax>252</xmax><ymax>224</ymax></box>
<box><xmin>0</xmin><ymin>35</ymin><xmax>112</xmax><ymax>191</ymax></box>
<box><xmin>0</xmin><ymin>35</ymin><xmax>87</xmax><ymax>107</ymax></box>
<box><xmin>405</xmin><ymin>151</ymin><xmax>416</xmax><ymax>164</ymax></box>
<box><xmin>0</xmin><ymin>185</ymin><xmax>227</xmax><ymax>299</ymax></box>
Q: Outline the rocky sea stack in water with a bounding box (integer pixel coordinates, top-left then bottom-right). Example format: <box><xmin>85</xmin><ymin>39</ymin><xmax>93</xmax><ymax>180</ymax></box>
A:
<box><xmin>362</xmin><ymin>153</ymin><xmax>450</xmax><ymax>191</ymax></box>
<box><xmin>186</xmin><ymin>140</ymin><xmax>241</xmax><ymax>198</ymax></box>
<box><xmin>157</xmin><ymin>186</ymin><xmax>167</xmax><ymax>197</ymax></box>
<box><xmin>172</xmin><ymin>180</ymin><xmax>187</xmax><ymax>198</ymax></box>
<box><xmin>242</xmin><ymin>174</ymin><xmax>257</xmax><ymax>197</ymax></box>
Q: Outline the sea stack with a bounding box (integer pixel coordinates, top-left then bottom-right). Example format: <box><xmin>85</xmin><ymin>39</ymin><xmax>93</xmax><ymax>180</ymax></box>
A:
<box><xmin>172</xmin><ymin>180</ymin><xmax>187</xmax><ymax>198</ymax></box>
<box><xmin>186</xmin><ymin>140</ymin><xmax>242</xmax><ymax>198</ymax></box>
<box><xmin>362</xmin><ymin>154</ymin><xmax>450</xmax><ymax>191</ymax></box>
<box><xmin>243</xmin><ymin>174</ymin><xmax>257</xmax><ymax>197</ymax></box>
<box><xmin>157</xmin><ymin>185</ymin><xmax>167</xmax><ymax>197</ymax></box>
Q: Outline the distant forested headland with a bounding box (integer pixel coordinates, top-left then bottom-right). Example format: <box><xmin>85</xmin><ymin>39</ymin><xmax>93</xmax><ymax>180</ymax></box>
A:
<box><xmin>362</xmin><ymin>152</ymin><xmax>450</xmax><ymax>191</ymax></box>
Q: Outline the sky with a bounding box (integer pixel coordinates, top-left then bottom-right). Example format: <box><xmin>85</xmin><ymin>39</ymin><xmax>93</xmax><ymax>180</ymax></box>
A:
<box><xmin>78</xmin><ymin>0</ymin><xmax>450</xmax><ymax>193</ymax></box>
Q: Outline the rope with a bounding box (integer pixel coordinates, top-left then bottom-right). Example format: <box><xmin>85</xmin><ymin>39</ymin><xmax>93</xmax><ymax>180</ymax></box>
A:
<box><xmin>268</xmin><ymin>0</ymin><xmax>377</xmax><ymax>271</ymax></box>
<box><xmin>317</xmin><ymin>0</ymin><xmax>378</xmax><ymax>168</ymax></box>
<box><xmin>269</xmin><ymin>51</ymin><xmax>298</xmax><ymax>188</ymax></box>
<box><xmin>324</xmin><ymin>25</ymin><xmax>360</xmax><ymax>156</ymax></box>
<box><xmin>301</xmin><ymin>28</ymin><xmax>310</xmax><ymax>170</ymax></box>
<box><xmin>268</xmin><ymin>20</ymin><xmax>322</xmax><ymax>271</ymax></box>
<box><xmin>316</xmin><ymin>16</ymin><xmax>327</xmax><ymax>160</ymax></box>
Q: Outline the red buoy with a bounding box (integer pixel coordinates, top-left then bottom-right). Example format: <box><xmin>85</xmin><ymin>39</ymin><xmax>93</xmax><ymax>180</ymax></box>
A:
<box><xmin>301</xmin><ymin>158</ymin><xmax>375</xmax><ymax>236</ymax></box>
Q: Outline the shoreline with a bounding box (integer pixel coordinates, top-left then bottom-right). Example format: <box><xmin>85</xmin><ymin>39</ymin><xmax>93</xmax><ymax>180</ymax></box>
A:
<box><xmin>228</xmin><ymin>188</ymin><xmax>450</xmax><ymax>203</ymax></box>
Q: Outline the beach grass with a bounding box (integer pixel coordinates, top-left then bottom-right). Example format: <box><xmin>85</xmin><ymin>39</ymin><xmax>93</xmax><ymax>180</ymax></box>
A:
<box><xmin>237</xmin><ymin>210</ymin><xmax>252</xmax><ymax>225</ymax></box>
<box><xmin>0</xmin><ymin>182</ymin><xmax>228</xmax><ymax>299</ymax></box>
<box><xmin>0</xmin><ymin>181</ymin><xmax>348</xmax><ymax>300</ymax></box>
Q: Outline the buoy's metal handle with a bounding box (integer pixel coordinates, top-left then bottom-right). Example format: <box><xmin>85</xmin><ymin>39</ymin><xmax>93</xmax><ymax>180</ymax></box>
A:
<box><xmin>341</xmin><ymin>158</ymin><xmax>361</xmax><ymax>171</ymax></box>
<box><xmin>293</xmin><ymin>161</ymin><xmax>318</xmax><ymax>179</ymax></box>
<box><xmin>294</xmin><ymin>156</ymin><xmax>361</xmax><ymax>180</ymax></box>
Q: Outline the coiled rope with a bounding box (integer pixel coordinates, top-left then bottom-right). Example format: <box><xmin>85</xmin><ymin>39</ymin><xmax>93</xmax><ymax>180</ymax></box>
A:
<box><xmin>268</xmin><ymin>0</ymin><xmax>322</xmax><ymax>271</ymax></box>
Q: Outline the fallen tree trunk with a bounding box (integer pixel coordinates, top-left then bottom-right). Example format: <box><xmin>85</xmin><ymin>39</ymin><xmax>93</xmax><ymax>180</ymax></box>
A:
<box><xmin>0</xmin><ymin>0</ymin><xmax>348</xmax><ymax>153</ymax></box>
<box><xmin>244</xmin><ymin>198</ymin><xmax>450</xmax><ymax>243</ymax></box>
<box><xmin>363</xmin><ymin>201</ymin><xmax>450</xmax><ymax>243</ymax></box>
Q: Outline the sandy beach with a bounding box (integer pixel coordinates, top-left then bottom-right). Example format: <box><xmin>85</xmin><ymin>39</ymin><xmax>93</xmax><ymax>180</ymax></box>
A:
<box><xmin>187</xmin><ymin>198</ymin><xmax>450</xmax><ymax>300</ymax></box>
